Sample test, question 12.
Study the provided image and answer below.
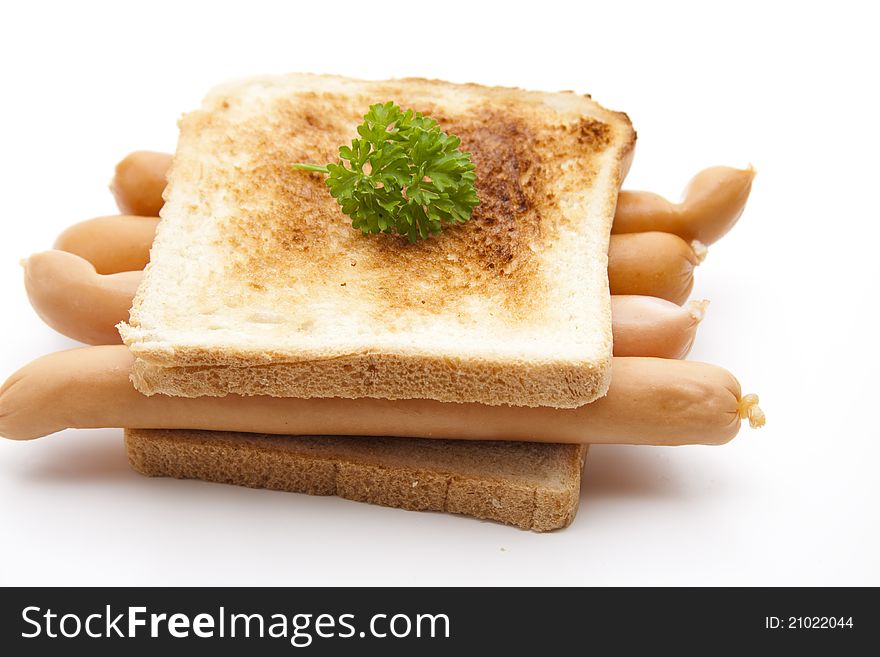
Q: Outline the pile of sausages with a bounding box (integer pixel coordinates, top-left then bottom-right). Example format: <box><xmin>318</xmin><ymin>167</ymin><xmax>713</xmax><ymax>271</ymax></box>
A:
<box><xmin>0</xmin><ymin>153</ymin><xmax>764</xmax><ymax>443</ymax></box>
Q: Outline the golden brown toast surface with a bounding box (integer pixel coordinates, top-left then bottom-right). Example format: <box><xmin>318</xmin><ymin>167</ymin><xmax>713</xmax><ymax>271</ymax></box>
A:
<box><xmin>213</xmin><ymin>87</ymin><xmax>616</xmax><ymax>319</ymax></box>
<box><xmin>121</xmin><ymin>75</ymin><xmax>635</xmax><ymax>407</ymax></box>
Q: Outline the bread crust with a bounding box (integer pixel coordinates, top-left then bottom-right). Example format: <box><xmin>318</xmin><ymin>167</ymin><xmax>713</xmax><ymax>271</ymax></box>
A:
<box><xmin>125</xmin><ymin>428</ymin><xmax>588</xmax><ymax>531</ymax></box>
<box><xmin>129</xmin><ymin>347</ymin><xmax>610</xmax><ymax>408</ymax></box>
<box><xmin>120</xmin><ymin>74</ymin><xmax>636</xmax><ymax>408</ymax></box>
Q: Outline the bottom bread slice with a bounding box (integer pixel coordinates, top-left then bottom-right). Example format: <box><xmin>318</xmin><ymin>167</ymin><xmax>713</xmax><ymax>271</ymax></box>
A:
<box><xmin>124</xmin><ymin>429</ymin><xmax>588</xmax><ymax>531</ymax></box>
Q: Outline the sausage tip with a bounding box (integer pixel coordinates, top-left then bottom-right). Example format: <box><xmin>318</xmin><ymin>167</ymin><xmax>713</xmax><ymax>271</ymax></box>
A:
<box><xmin>686</xmin><ymin>299</ymin><xmax>710</xmax><ymax>323</ymax></box>
<box><xmin>690</xmin><ymin>240</ymin><xmax>708</xmax><ymax>264</ymax></box>
<box><xmin>739</xmin><ymin>393</ymin><xmax>766</xmax><ymax>429</ymax></box>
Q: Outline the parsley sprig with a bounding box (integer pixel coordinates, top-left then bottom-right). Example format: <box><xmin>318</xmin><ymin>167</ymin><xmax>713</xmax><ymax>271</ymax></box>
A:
<box><xmin>293</xmin><ymin>101</ymin><xmax>479</xmax><ymax>242</ymax></box>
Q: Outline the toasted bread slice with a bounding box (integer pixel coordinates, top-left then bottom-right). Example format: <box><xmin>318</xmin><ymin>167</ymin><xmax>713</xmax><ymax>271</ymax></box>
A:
<box><xmin>125</xmin><ymin>429</ymin><xmax>587</xmax><ymax>531</ymax></box>
<box><xmin>120</xmin><ymin>74</ymin><xmax>635</xmax><ymax>408</ymax></box>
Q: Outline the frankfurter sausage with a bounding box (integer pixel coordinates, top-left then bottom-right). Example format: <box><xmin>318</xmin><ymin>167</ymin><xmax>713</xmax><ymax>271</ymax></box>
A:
<box><xmin>111</xmin><ymin>154</ymin><xmax>754</xmax><ymax>246</ymax></box>
<box><xmin>0</xmin><ymin>346</ymin><xmax>761</xmax><ymax>443</ymax></box>
<box><xmin>22</xmin><ymin>251</ymin><xmax>141</xmax><ymax>345</ymax></box>
<box><xmin>24</xmin><ymin>251</ymin><xmax>706</xmax><ymax>358</ymax></box>
<box><xmin>55</xmin><ymin>218</ymin><xmax>699</xmax><ymax>304</ymax></box>
<box><xmin>611</xmin><ymin>296</ymin><xmax>707</xmax><ymax>359</ymax></box>
<box><xmin>614</xmin><ymin>166</ymin><xmax>755</xmax><ymax>244</ymax></box>
<box><xmin>110</xmin><ymin>151</ymin><xmax>171</xmax><ymax>217</ymax></box>
<box><xmin>608</xmin><ymin>232</ymin><xmax>698</xmax><ymax>304</ymax></box>
<box><xmin>54</xmin><ymin>215</ymin><xmax>159</xmax><ymax>275</ymax></box>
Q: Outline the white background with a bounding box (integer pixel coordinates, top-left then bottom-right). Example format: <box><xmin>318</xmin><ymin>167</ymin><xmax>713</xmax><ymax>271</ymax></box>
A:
<box><xmin>1</xmin><ymin>0</ymin><xmax>877</xmax><ymax>586</ymax></box>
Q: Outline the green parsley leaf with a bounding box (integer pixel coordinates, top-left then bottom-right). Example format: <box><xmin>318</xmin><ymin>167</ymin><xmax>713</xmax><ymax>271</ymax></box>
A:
<box><xmin>292</xmin><ymin>101</ymin><xmax>479</xmax><ymax>242</ymax></box>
